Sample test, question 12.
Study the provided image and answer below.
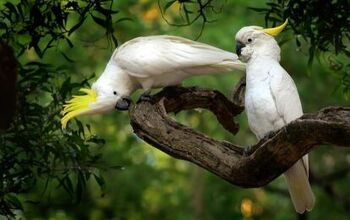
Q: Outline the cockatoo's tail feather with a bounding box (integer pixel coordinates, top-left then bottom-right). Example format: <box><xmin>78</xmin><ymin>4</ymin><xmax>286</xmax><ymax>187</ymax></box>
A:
<box><xmin>61</xmin><ymin>88</ymin><xmax>97</xmax><ymax>129</ymax></box>
<box><xmin>261</xmin><ymin>19</ymin><xmax>288</xmax><ymax>36</ymax></box>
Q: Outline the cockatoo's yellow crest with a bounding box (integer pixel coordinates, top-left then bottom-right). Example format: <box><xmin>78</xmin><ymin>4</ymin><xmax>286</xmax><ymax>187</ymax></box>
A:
<box><xmin>61</xmin><ymin>88</ymin><xmax>97</xmax><ymax>129</ymax></box>
<box><xmin>261</xmin><ymin>19</ymin><xmax>288</xmax><ymax>36</ymax></box>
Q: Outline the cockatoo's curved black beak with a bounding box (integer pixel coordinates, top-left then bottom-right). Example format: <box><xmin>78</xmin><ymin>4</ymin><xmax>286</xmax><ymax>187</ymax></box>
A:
<box><xmin>115</xmin><ymin>97</ymin><xmax>132</xmax><ymax>111</ymax></box>
<box><xmin>236</xmin><ymin>41</ymin><xmax>245</xmax><ymax>56</ymax></box>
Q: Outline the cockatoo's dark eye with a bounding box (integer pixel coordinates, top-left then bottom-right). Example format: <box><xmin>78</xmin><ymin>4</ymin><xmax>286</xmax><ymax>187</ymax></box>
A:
<box><xmin>113</xmin><ymin>91</ymin><xmax>117</xmax><ymax>95</ymax></box>
<box><xmin>247</xmin><ymin>38</ymin><xmax>252</xmax><ymax>43</ymax></box>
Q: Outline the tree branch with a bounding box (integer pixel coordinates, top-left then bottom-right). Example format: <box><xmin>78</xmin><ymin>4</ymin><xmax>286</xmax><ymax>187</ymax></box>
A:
<box><xmin>0</xmin><ymin>42</ymin><xmax>17</xmax><ymax>131</ymax></box>
<box><xmin>128</xmin><ymin>86</ymin><xmax>350</xmax><ymax>188</ymax></box>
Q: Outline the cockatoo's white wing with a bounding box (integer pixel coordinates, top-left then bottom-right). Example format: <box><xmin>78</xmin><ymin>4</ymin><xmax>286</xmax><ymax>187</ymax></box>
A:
<box><xmin>112</xmin><ymin>35</ymin><xmax>245</xmax><ymax>78</ymax></box>
<box><xmin>269</xmin><ymin>64</ymin><xmax>314</xmax><ymax>213</ymax></box>
<box><xmin>269</xmin><ymin>64</ymin><xmax>303</xmax><ymax>123</ymax></box>
<box><xmin>269</xmin><ymin>64</ymin><xmax>309</xmax><ymax>174</ymax></box>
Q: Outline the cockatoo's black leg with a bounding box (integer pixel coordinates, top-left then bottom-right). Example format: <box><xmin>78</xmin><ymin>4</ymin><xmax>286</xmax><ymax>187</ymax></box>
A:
<box><xmin>264</xmin><ymin>130</ymin><xmax>276</xmax><ymax>139</ymax></box>
<box><xmin>137</xmin><ymin>90</ymin><xmax>153</xmax><ymax>103</ymax></box>
<box><xmin>137</xmin><ymin>84</ymin><xmax>182</xmax><ymax>103</ymax></box>
<box><xmin>244</xmin><ymin>131</ymin><xmax>276</xmax><ymax>156</ymax></box>
<box><xmin>243</xmin><ymin>145</ymin><xmax>254</xmax><ymax>156</ymax></box>
<box><xmin>164</xmin><ymin>84</ymin><xmax>183</xmax><ymax>92</ymax></box>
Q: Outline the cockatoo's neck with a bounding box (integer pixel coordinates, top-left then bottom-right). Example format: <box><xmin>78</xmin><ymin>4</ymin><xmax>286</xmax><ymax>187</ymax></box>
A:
<box><xmin>247</xmin><ymin>40</ymin><xmax>281</xmax><ymax>83</ymax></box>
<box><xmin>246</xmin><ymin>57</ymin><xmax>280</xmax><ymax>84</ymax></box>
<box><xmin>93</xmin><ymin>62</ymin><xmax>140</xmax><ymax>97</ymax></box>
<box><xmin>250</xmin><ymin>39</ymin><xmax>281</xmax><ymax>62</ymax></box>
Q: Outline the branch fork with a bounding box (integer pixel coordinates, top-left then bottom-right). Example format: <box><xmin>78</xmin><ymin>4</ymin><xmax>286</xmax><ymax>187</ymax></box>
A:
<box><xmin>129</xmin><ymin>83</ymin><xmax>350</xmax><ymax>188</ymax></box>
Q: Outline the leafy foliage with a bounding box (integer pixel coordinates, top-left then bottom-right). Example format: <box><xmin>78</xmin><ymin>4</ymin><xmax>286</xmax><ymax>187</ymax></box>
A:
<box><xmin>158</xmin><ymin>0</ymin><xmax>224</xmax><ymax>38</ymax></box>
<box><xmin>250</xmin><ymin>0</ymin><xmax>350</xmax><ymax>97</ymax></box>
<box><xmin>0</xmin><ymin>0</ymin><xmax>119</xmax><ymax>57</ymax></box>
<box><xmin>0</xmin><ymin>0</ymin><xmax>124</xmax><ymax>217</ymax></box>
<box><xmin>0</xmin><ymin>0</ymin><xmax>349</xmax><ymax>219</ymax></box>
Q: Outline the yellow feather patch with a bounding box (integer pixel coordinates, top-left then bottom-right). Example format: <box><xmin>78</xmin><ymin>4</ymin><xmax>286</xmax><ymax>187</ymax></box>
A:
<box><xmin>61</xmin><ymin>88</ymin><xmax>97</xmax><ymax>129</ymax></box>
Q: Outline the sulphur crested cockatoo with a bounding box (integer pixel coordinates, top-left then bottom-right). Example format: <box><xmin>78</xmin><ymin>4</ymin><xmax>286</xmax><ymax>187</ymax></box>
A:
<box><xmin>61</xmin><ymin>35</ymin><xmax>245</xmax><ymax>128</ymax></box>
<box><xmin>235</xmin><ymin>20</ymin><xmax>315</xmax><ymax>213</ymax></box>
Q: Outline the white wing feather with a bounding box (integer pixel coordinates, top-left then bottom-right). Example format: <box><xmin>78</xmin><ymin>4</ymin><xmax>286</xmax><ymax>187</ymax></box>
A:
<box><xmin>269</xmin><ymin>64</ymin><xmax>309</xmax><ymax>174</ymax></box>
<box><xmin>270</xmin><ymin>64</ymin><xmax>303</xmax><ymax>123</ymax></box>
<box><xmin>112</xmin><ymin>35</ymin><xmax>245</xmax><ymax>78</ymax></box>
<box><xmin>269</xmin><ymin>64</ymin><xmax>314</xmax><ymax>213</ymax></box>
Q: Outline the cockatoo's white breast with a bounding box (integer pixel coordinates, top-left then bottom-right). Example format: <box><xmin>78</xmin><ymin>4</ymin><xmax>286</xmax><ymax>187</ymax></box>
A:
<box><xmin>245</xmin><ymin>58</ymin><xmax>283</xmax><ymax>138</ymax></box>
<box><xmin>245</xmin><ymin>57</ymin><xmax>303</xmax><ymax>139</ymax></box>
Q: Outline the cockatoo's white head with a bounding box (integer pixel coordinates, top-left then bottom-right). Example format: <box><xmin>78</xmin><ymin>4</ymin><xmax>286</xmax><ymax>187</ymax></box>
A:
<box><xmin>235</xmin><ymin>19</ymin><xmax>288</xmax><ymax>62</ymax></box>
<box><xmin>61</xmin><ymin>64</ymin><xmax>132</xmax><ymax>129</ymax></box>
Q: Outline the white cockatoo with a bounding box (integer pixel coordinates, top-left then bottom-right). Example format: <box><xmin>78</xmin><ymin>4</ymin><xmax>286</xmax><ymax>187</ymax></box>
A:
<box><xmin>61</xmin><ymin>35</ymin><xmax>245</xmax><ymax>128</ymax></box>
<box><xmin>235</xmin><ymin>20</ymin><xmax>315</xmax><ymax>213</ymax></box>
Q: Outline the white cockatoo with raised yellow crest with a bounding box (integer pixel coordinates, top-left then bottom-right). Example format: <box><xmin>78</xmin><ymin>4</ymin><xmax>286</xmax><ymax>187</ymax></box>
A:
<box><xmin>61</xmin><ymin>35</ymin><xmax>245</xmax><ymax>128</ymax></box>
<box><xmin>235</xmin><ymin>20</ymin><xmax>315</xmax><ymax>213</ymax></box>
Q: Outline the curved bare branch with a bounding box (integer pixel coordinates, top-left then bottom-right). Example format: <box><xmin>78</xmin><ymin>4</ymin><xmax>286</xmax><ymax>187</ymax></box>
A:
<box><xmin>129</xmin><ymin>86</ymin><xmax>350</xmax><ymax>188</ymax></box>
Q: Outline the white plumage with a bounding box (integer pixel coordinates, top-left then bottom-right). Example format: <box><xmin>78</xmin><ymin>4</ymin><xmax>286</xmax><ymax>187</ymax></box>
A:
<box><xmin>62</xmin><ymin>35</ymin><xmax>244</xmax><ymax>128</ymax></box>
<box><xmin>94</xmin><ymin>35</ymin><xmax>245</xmax><ymax>94</ymax></box>
<box><xmin>235</xmin><ymin>21</ymin><xmax>315</xmax><ymax>213</ymax></box>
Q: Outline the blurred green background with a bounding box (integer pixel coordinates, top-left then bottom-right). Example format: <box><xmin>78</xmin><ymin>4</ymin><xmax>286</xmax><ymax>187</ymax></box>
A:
<box><xmin>1</xmin><ymin>0</ymin><xmax>349</xmax><ymax>219</ymax></box>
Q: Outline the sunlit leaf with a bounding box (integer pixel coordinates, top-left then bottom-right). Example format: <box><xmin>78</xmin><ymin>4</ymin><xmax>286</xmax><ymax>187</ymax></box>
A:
<box><xmin>91</xmin><ymin>14</ymin><xmax>107</xmax><ymax>27</ymax></box>
<box><xmin>6</xmin><ymin>194</ymin><xmax>23</xmax><ymax>210</ymax></box>
<box><xmin>163</xmin><ymin>0</ymin><xmax>177</xmax><ymax>13</ymax></box>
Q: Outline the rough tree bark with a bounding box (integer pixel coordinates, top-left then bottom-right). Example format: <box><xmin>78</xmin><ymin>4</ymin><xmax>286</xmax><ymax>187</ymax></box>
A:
<box><xmin>0</xmin><ymin>42</ymin><xmax>17</xmax><ymax>131</ymax></box>
<box><xmin>128</xmin><ymin>85</ymin><xmax>350</xmax><ymax>188</ymax></box>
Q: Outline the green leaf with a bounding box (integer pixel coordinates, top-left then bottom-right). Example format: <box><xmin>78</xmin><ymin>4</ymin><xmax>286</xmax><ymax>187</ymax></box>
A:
<box><xmin>343</xmin><ymin>50</ymin><xmax>350</xmax><ymax>57</ymax></box>
<box><xmin>86</xmin><ymin>124</ymin><xmax>91</xmax><ymax>134</ymax></box>
<box><xmin>33</xmin><ymin>44</ymin><xmax>43</xmax><ymax>58</ymax></box>
<box><xmin>76</xmin><ymin>120</ymin><xmax>85</xmax><ymax>136</ymax></box>
<box><xmin>60</xmin><ymin>51</ymin><xmax>74</xmax><ymax>63</ymax></box>
<box><xmin>91</xmin><ymin>14</ymin><xmax>106</xmax><ymax>28</ymax></box>
<box><xmin>69</xmin><ymin>16</ymin><xmax>87</xmax><ymax>35</ymax></box>
<box><xmin>76</xmin><ymin>170</ymin><xmax>86</xmax><ymax>202</ymax></box>
<box><xmin>163</xmin><ymin>0</ymin><xmax>177</xmax><ymax>13</ymax></box>
<box><xmin>65</xmin><ymin>175</ymin><xmax>74</xmax><ymax>195</ymax></box>
<box><xmin>95</xmin><ymin>5</ymin><xmax>119</xmax><ymax>16</ymax></box>
<box><xmin>0</xmin><ymin>21</ymin><xmax>7</xmax><ymax>29</ymax></box>
<box><xmin>111</xmin><ymin>34</ymin><xmax>118</xmax><ymax>47</ymax></box>
<box><xmin>51</xmin><ymin>4</ymin><xmax>64</xmax><ymax>28</ymax></box>
<box><xmin>16</xmin><ymin>3</ymin><xmax>24</xmax><ymax>20</ymax></box>
<box><xmin>115</xmin><ymin>17</ymin><xmax>133</xmax><ymax>23</ymax></box>
<box><xmin>60</xmin><ymin>77</ymin><xmax>71</xmax><ymax>96</ymax></box>
<box><xmin>109</xmin><ymin>165</ymin><xmax>124</xmax><ymax>170</ymax></box>
<box><xmin>5</xmin><ymin>2</ymin><xmax>18</xmax><ymax>21</ymax></box>
<box><xmin>88</xmin><ymin>135</ymin><xmax>106</xmax><ymax>145</ymax></box>
<box><xmin>308</xmin><ymin>45</ymin><xmax>315</xmax><ymax>67</ymax></box>
<box><xmin>93</xmin><ymin>173</ymin><xmax>106</xmax><ymax>190</ymax></box>
<box><xmin>6</xmin><ymin>194</ymin><xmax>23</xmax><ymax>210</ymax></box>
<box><xmin>64</xmin><ymin>37</ymin><xmax>74</xmax><ymax>48</ymax></box>
<box><xmin>248</xmin><ymin>7</ymin><xmax>269</xmax><ymax>12</ymax></box>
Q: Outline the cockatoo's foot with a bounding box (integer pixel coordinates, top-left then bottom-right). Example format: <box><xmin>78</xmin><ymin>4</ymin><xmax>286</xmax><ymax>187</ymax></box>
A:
<box><xmin>244</xmin><ymin>131</ymin><xmax>277</xmax><ymax>156</ymax></box>
<box><xmin>264</xmin><ymin>130</ymin><xmax>276</xmax><ymax>139</ymax></box>
<box><xmin>243</xmin><ymin>145</ymin><xmax>255</xmax><ymax>156</ymax></box>
<box><xmin>283</xmin><ymin>126</ymin><xmax>291</xmax><ymax>140</ymax></box>
<box><xmin>137</xmin><ymin>92</ymin><xmax>153</xmax><ymax>103</ymax></box>
<box><xmin>163</xmin><ymin>85</ymin><xmax>186</xmax><ymax>98</ymax></box>
<box><xmin>164</xmin><ymin>84</ymin><xmax>182</xmax><ymax>91</ymax></box>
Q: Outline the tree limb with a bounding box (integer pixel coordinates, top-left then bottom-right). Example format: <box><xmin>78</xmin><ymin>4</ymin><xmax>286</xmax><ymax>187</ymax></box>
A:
<box><xmin>128</xmin><ymin>86</ymin><xmax>350</xmax><ymax>188</ymax></box>
<box><xmin>0</xmin><ymin>42</ymin><xmax>17</xmax><ymax>131</ymax></box>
